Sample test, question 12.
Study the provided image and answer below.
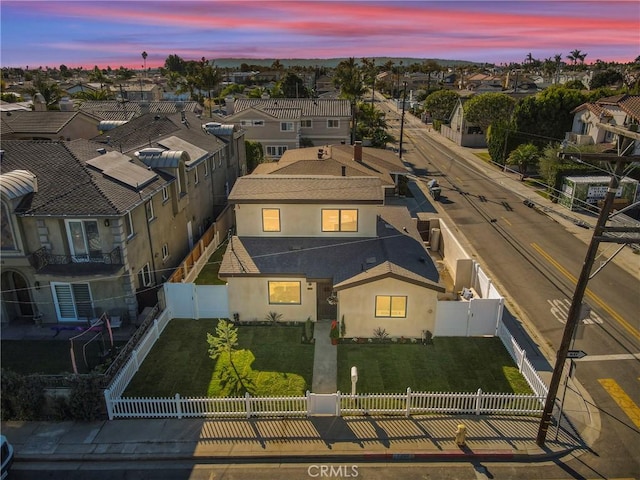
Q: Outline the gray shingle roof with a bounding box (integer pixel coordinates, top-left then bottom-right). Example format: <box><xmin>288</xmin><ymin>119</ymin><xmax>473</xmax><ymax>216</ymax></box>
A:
<box><xmin>219</xmin><ymin>206</ymin><xmax>442</xmax><ymax>287</ymax></box>
<box><xmin>0</xmin><ymin>139</ymin><xmax>169</xmax><ymax>216</ymax></box>
<box><xmin>1</xmin><ymin>111</ymin><xmax>95</xmax><ymax>134</ymax></box>
<box><xmin>91</xmin><ymin>112</ymin><xmax>227</xmax><ymax>157</ymax></box>
<box><xmin>228</xmin><ymin>175</ymin><xmax>384</xmax><ymax>203</ymax></box>
<box><xmin>79</xmin><ymin>100</ymin><xmax>203</xmax><ymax>121</ymax></box>
<box><xmin>232</xmin><ymin>98</ymin><xmax>351</xmax><ymax>118</ymax></box>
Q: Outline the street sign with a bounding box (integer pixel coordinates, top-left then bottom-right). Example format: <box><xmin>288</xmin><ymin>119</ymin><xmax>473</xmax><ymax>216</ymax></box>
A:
<box><xmin>567</xmin><ymin>350</ymin><xmax>588</xmax><ymax>359</ymax></box>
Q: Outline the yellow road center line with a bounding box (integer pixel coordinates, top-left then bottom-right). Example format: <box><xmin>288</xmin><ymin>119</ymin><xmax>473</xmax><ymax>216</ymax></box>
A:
<box><xmin>501</xmin><ymin>217</ymin><xmax>512</xmax><ymax>226</ymax></box>
<box><xmin>530</xmin><ymin>243</ymin><xmax>640</xmax><ymax>341</ymax></box>
<box><xmin>598</xmin><ymin>378</ymin><xmax>640</xmax><ymax>429</ymax></box>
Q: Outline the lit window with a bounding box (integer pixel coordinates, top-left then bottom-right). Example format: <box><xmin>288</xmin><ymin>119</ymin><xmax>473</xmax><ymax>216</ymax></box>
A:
<box><xmin>321</xmin><ymin>209</ymin><xmax>358</xmax><ymax>232</ymax></box>
<box><xmin>375</xmin><ymin>296</ymin><xmax>407</xmax><ymax>318</ymax></box>
<box><xmin>268</xmin><ymin>281</ymin><xmax>301</xmax><ymax>304</ymax></box>
<box><xmin>262</xmin><ymin>208</ymin><xmax>281</xmax><ymax>232</ymax></box>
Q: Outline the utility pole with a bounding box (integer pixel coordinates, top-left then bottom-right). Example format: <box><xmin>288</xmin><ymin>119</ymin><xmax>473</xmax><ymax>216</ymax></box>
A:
<box><xmin>536</xmin><ymin>151</ymin><xmax>640</xmax><ymax>446</ymax></box>
<box><xmin>398</xmin><ymin>81</ymin><xmax>408</xmax><ymax>160</ymax></box>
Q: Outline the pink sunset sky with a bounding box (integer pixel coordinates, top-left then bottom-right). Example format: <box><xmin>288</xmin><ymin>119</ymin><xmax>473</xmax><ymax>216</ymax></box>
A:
<box><xmin>1</xmin><ymin>1</ymin><xmax>638</xmax><ymax>69</ymax></box>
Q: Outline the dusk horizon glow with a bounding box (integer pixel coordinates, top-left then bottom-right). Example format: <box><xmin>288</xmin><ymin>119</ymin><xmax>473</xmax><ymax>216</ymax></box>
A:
<box><xmin>1</xmin><ymin>1</ymin><xmax>638</xmax><ymax>70</ymax></box>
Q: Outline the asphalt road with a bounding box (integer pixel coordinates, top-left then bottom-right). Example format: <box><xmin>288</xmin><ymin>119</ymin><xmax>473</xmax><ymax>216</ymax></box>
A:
<box><xmin>380</xmin><ymin>95</ymin><xmax>640</xmax><ymax>478</ymax></box>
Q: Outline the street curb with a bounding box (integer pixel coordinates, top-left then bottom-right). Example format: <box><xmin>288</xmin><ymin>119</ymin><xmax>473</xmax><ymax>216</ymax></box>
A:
<box><xmin>13</xmin><ymin>446</ymin><xmax>581</xmax><ymax>464</ymax></box>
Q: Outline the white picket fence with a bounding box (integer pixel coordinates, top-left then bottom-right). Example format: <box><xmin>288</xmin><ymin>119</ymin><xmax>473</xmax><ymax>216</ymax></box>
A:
<box><xmin>105</xmin><ymin>388</ymin><xmax>545</xmax><ymax>420</ymax></box>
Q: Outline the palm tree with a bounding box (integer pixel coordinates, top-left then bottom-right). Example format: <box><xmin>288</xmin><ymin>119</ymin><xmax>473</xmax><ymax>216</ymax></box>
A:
<box><xmin>507</xmin><ymin>143</ymin><xmax>539</xmax><ymax>178</ymax></box>
<box><xmin>567</xmin><ymin>49</ymin><xmax>585</xmax><ymax>66</ymax></box>
<box><xmin>141</xmin><ymin>51</ymin><xmax>148</xmax><ymax>77</ymax></box>
<box><xmin>24</xmin><ymin>74</ymin><xmax>65</xmax><ymax>109</ymax></box>
<box><xmin>333</xmin><ymin>57</ymin><xmax>366</xmax><ymax>144</ymax></box>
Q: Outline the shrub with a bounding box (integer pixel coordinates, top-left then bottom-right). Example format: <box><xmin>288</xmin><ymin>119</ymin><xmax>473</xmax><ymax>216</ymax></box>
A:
<box><xmin>304</xmin><ymin>317</ymin><xmax>314</xmax><ymax>343</ymax></box>
<box><xmin>265</xmin><ymin>311</ymin><xmax>283</xmax><ymax>325</ymax></box>
<box><xmin>373</xmin><ymin>327</ymin><xmax>389</xmax><ymax>341</ymax></box>
<box><xmin>68</xmin><ymin>374</ymin><xmax>106</xmax><ymax>421</ymax></box>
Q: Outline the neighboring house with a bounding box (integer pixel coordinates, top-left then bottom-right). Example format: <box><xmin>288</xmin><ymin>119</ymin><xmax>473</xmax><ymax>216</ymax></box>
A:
<box><xmin>118</xmin><ymin>83</ymin><xmax>162</xmax><ymax>102</ymax></box>
<box><xmin>439</xmin><ymin>98</ymin><xmax>486</xmax><ymax>148</ymax></box>
<box><xmin>78</xmin><ymin>100</ymin><xmax>203</xmax><ymax>124</ymax></box>
<box><xmin>64</xmin><ymin>82</ymin><xmax>106</xmax><ymax>96</ymax></box>
<box><xmin>567</xmin><ymin>94</ymin><xmax>640</xmax><ymax>154</ymax></box>
<box><xmin>219</xmin><ymin>144</ymin><xmax>445</xmax><ymax>338</ymax></box>
<box><xmin>0</xmin><ymin>111</ymin><xmax>246</xmax><ymax>325</ymax></box>
<box><xmin>0</xmin><ymin>110</ymin><xmax>102</xmax><ymax>141</ymax></box>
<box><xmin>253</xmin><ymin>142</ymin><xmax>407</xmax><ymax>196</ymax></box>
<box><xmin>225</xmin><ymin>98</ymin><xmax>351</xmax><ymax>159</ymax></box>
<box><xmin>92</xmin><ymin>110</ymin><xmax>247</xmax><ymax>217</ymax></box>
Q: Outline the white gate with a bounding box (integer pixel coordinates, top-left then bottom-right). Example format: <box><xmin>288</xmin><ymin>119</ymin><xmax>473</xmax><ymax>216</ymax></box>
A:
<box><xmin>308</xmin><ymin>393</ymin><xmax>339</xmax><ymax>416</ymax></box>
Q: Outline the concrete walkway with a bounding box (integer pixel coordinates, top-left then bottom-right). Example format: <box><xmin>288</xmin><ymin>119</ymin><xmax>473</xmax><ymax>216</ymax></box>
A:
<box><xmin>311</xmin><ymin>319</ymin><xmax>337</xmax><ymax>393</ymax></box>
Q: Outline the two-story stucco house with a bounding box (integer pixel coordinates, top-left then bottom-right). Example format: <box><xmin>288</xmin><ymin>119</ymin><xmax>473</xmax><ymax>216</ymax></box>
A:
<box><xmin>1</xmin><ymin>113</ymin><xmax>246</xmax><ymax>326</ymax></box>
<box><xmin>225</xmin><ymin>98</ymin><xmax>351</xmax><ymax>159</ymax></box>
<box><xmin>567</xmin><ymin>94</ymin><xmax>640</xmax><ymax>154</ymax></box>
<box><xmin>219</xmin><ymin>145</ymin><xmax>445</xmax><ymax>339</ymax></box>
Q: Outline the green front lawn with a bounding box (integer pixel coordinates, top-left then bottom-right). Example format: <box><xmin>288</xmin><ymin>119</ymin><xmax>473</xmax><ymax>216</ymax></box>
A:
<box><xmin>194</xmin><ymin>240</ymin><xmax>228</xmax><ymax>285</ymax></box>
<box><xmin>337</xmin><ymin>337</ymin><xmax>532</xmax><ymax>394</ymax></box>
<box><xmin>124</xmin><ymin>319</ymin><xmax>315</xmax><ymax>397</ymax></box>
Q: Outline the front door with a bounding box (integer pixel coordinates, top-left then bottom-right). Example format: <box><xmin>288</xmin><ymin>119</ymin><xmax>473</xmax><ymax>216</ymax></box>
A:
<box><xmin>316</xmin><ymin>280</ymin><xmax>337</xmax><ymax>320</ymax></box>
<box><xmin>1</xmin><ymin>271</ymin><xmax>33</xmax><ymax>321</ymax></box>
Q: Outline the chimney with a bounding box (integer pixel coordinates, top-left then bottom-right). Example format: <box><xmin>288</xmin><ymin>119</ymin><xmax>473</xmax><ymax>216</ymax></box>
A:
<box><xmin>341</xmin><ymin>165</ymin><xmax>346</xmax><ymax>176</ymax></box>
<box><xmin>353</xmin><ymin>141</ymin><xmax>363</xmax><ymax>163</ymax></box>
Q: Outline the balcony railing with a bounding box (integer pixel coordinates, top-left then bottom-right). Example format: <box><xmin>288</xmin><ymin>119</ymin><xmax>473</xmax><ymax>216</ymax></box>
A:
<box><xmin>30</xmin><ymin>246</ymin><xmax>122</xmax><ymax>271</ymax></box>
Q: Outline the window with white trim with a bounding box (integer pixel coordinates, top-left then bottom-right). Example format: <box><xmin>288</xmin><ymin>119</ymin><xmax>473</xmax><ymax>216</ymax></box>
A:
<box><xmin>321</xmin><ymin>209</ymin><xmax>358</xmax><ymax>232</ymax></box>
<box><xmin>280</xmin><ymin>121</ymin><xmax>294</xmax><ymax>132</ymax></box>
<box><xmin>65</xmin><ymin>219</ymin><xmax>101</xmax><ymax>260</ymax></box>
<box><xmin>138</xmin><ymin>263</ymin><xmax>152</xmax><ymax>288</ymax></box>
<box><xmin>125</xmin><ymin>212</ymin><xmax>134</xmax><ymax>238</ymax></box>
<box><xmin>204</xmin><ymin>158</ymin><xmax>209</xmax><ymax>177</ymax></box>
<box><xmin>194</xmin><ymin>166</ymin><xmax>199</xmax><ymax>185</ymax></box>
<box><xmin>145</xmin><ymin>200</ymin><xmax>154</xmax><ymax>222</ymax></box>
<box><xmin>375</xmin><ymin>295</ymin><xmax>407</xmax><ymax>318</ymax></box>
<box><xmin>162</xmin><ymin>243</ymin><xmax>169</xmax><ymax>260</ymax></box>
<box><xmin>51</xmin><ymin>282</ymin><xmax>93</xmax><ymax>322</ymax></box>
<box><xmin>301</xmin><ymin>119</ymin><xmax>312</xmax><ymax>128</ymax></box>
<box><xmin>327</xmin><ymin>119</ymin><xmax>340</xmax><ymax>128</ymax></box>
<box><xmin>162</xmin><ymin>186</ymin><xmax>169</xmax><ymax>203</ymax></box>
<box><xmin>268</xmin><ymin>281</ymin><xmax>301</xmax><ymax>304</ymax></box>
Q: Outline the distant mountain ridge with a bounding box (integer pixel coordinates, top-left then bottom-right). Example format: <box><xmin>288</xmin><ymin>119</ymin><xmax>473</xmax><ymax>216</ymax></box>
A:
<box><xmin>211</xmin><ymin>57</ymin><xmax>481</xmax><ymax>68</ymax></box>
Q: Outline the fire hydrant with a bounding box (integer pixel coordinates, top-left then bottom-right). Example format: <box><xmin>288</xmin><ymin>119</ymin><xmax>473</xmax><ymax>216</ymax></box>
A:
<box><xmin>455</xmin><ymin>424</ymin><xmax>467</xmax><ymax>446</ymax></box>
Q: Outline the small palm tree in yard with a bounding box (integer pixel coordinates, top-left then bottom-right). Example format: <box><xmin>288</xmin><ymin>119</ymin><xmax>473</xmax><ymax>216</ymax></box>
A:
<box><xmin>507</xmin><ymin>143</ymin><xmax>539</xmax><ymax>180</ymax></box>
<box><xmin>265</xmin><ymin>311</ymin><xmax>283</xmax><ymax>325</ymax></box>
<box><xmin>207</xmin><ymin>319</ymin><xmax>250</xmax><ymax>394</ymax></box>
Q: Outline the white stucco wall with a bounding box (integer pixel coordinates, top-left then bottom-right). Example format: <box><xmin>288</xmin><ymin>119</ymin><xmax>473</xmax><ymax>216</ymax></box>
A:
<box><xmin>234</xmin><ymin>203</ymin><xmax>379</xmax><ymax>237</ymax></box>
<box><xmin>337</xmin><ymin>277</ymin><xmax>439</xmax><ymax>339</ymax></box>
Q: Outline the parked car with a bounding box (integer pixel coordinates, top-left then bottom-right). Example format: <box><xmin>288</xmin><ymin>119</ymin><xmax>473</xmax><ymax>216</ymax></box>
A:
<box><xmin>1</xmin><ymin>435</ymin><xmax>14</xmax><ymax>480</ymax></box>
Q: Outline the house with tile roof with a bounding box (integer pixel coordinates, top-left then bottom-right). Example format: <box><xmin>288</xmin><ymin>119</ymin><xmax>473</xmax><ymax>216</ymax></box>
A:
<box><xmin>0</xmin><ymin>110</ymin><xmax>102</xmax><ymax>141</ymax></box>
<box><xmin>225</xmin><ymin>98</ymin><xmax>351</xmax><ymax>159</ymax></box>
<box><xmin>78</xmin><ymin>100</ymin><xmax>203</xmax><ymax>124</ymax></box>
<box><xmin>0</xmin><ymin>111</ymin><xmax>246</xmax><ymax>325</ymax></box>
<box><xmin>219</xmin><ymin>143</ymin><xmax>445</xmax><ymax>338</ymax></box>
<box><xmin>567</xmin><ymin>94</ymin><xmax>640</xmax><ymax>154</ymax></box>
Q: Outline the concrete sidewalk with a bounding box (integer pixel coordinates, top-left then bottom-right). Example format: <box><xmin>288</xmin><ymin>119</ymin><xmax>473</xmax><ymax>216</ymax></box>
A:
<box><xmin>1</xmin><ymin>413</ymin><xmax>583</xmax><ymax>463</ymax></box>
